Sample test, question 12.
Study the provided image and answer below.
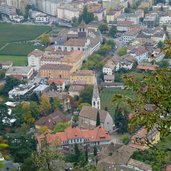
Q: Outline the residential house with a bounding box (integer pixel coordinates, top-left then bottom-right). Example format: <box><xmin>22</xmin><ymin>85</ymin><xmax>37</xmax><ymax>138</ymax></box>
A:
<box><xmin>159</xmin><ymin>16</ymin><xmax>171</xmax><ymax>25</ymax></box>
<box><xmin>0</xmin><ymin>3</ymin><xmax>16</xmax><ymax>16</ymax></box>
<box><xmin>136</xmin><ymin>63</ymin><xmax>159</xmax><ymax>71</ymax></box>
<box><xmin>143</xmin><ymin>13</ymin><xmax>159</xmax><ymax>28</ymax></box>
<box><xmin>35</xmin><ymin>110</ymin><xmax>70</xmax><ymax>130</ymax></box>
<box><xmin>128</xmin><ymin>159</ymin><xmax>152</xmax><ymax>171</ymax></box>
<box><xmin>34</xmin><ymin>13</ymin><xmax>49</xmax><ymax>23</ymax></box>
<box><xmin>88</xmin><ymin>3</ymin><xmax>106</xmax><ymax>21</ymax></box>
<box><xmin>103</xmin><ymin>74</ymin><xmax>115</xmax><ymax>83</ymax></box>
<box><xmin>129</xmin><ymin>126</ymin><xmax>160</xmax><ymax>150</ymax></box>
<box><xmin>43</xmin><ymin>91</ymin><xmax>71</xmax><ymax>111</ymax></box>
<box><xmin>128</xmin><ymin>45</ymin><xmax>148</xmax><ymax>63</ymax></box>
<box><xmin>152</xmin><ymin>3</ymin><xmax>170</xmax><ymax>12</ymax></box>
<box><xmin>39</xmin><ymin>64</ymin><xmax>73</xmax><ymax>80</ymax></box>
<box><xmin>70</xmin><ymin>70</ymin><xmax>96</xmax><ymax>85</ymax></box>
<box><xmin>97</xmin><ymin>144</ymin><xmax>136</xmax><ymax>171</ymax></box>
<box><xmin>48</xmin><ymin>78</ymin><xmax>65</xmax><ymax>92</ymax></box>
<box><xmin>0</xmin><ymin>60</ymin><xmax>13</xmax><ymax>69</ymax></box>
<box><xmin>121</xmin><ymin>27</ymin><xmax>141</xmax><ymax>43</ymax></box>
<box><xmin>69</xmin><ymin>83</ymin><xmax>85</xmax><ymax>97</ymax></box>
<box><xmin>57</xmin><ymin>3</ymin><xmax>81</xmax><ymax>21</ymax></box>
<box><xmin>6</xmin><ymin>66</ymin><xmax>34</xmax><ymax>80</ymax></box>
<box><xmin>103</xmin><ymin>55</ymin><xmax>120</xmax><ymax>75</ymax></box>
<box><xmin>117</xmin><ymin>13</ymin><xmax>139</xmax><ymax>25</ymax></box>
<box><xmin>28</xmin><ymin>49</ymin><xmax>44</xmax><ymax>71</ymax></box>
<box><xmin>149</xmin><ymin>48</ymin><xmax>165</xmax><ymax>62</ymax></box>
<box><xmin>79</xmin><ymin>106</ymin><xmax>114</xmax><ymax>133</ymax></box>
<box><xmin>120</xmin><ymin>55</ymin><xmax>136</xmax><ymax>70</ymax></box>
<box><xmin>117</xmin><ymin>20</ymin><xmax>135</xmax><ymax>32</ymax></box>
<box><xmin>37</xmin><ymin>126</ymin><xmax>111</xmax><ymax>152</ymax></box>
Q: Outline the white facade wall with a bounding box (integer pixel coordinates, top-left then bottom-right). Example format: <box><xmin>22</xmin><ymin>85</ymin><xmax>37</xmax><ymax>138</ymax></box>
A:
<box><xmin>159</xmin><ymin>16</ymin><xmax>171</xmax><ymax>25</ymax></box>
<box><xmin>103</xmin><ymin>67</ymin><xmax>113</xmax><ymax>75</ymax></box>
<box><xmin>135</xmin><ymin>52</ymin><xmax>148</xmax><ymax>63</ymax></box>
<box><xmin>28</xmin><ymin>55</ymin><xmax>41</xmax><ymax>71</ymax></box>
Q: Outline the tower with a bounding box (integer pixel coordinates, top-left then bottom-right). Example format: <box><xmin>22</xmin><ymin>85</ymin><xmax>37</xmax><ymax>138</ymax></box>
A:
<box><xmin>92</xmin><ymin>79</ymin><xmax>101</xmax><ymax>109</ymax></box>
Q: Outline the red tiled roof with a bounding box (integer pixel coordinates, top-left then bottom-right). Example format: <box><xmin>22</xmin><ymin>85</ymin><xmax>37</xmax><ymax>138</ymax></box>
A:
<box><xmin>64</xmin><ymin>38</ymin><xmax>86</xmax><ymax>47</ymax></box>
<box><xmin>37</xmin><ymin>126</ymin><xmax>111</xmax><ymax>145</ymax></box>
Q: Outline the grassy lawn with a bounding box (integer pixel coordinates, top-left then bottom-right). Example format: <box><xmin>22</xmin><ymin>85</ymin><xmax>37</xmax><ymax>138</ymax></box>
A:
<box><xmin>0</xmin><ymin>42</ymin><xmax>45</xmax><ymax>56</ymax></box>
<box><xmin>0</xmin><ymin>55</ymin><xmax>27</xmax><ymax>66</ymax></box>
<box><xmin>0</xmin><ymin>23</ymin><xmax>51</xmax><ymax>46</ymax></box>
<box><xmin>100</xmin><ymin>88</ymin><xmax>135</xmax><ymax>117</ymax></box>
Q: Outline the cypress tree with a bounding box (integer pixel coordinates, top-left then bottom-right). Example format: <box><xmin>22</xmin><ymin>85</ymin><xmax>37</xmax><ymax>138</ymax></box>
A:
<box><xmin>96</xmin><ymin>111</ymin><xmax>100</xmax><ymax>127</ymax></box>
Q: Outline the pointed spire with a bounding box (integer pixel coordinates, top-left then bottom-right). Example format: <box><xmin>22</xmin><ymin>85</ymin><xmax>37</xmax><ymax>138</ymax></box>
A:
<box><xmin>92</xmin><ymin>79</ymin><xmax>101</xmax><ymax>109</ymax></box>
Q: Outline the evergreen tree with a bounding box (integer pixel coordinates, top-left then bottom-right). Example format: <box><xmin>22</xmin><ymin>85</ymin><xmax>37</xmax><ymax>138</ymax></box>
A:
<box><xmin>96</xmin><ymin>111</ymin><xmax>101</xmax><ymax>127</ymax></box>
<box><xmin>93</xmin><ymin>145</ymin><xmax>97</xmax><ymax>156</ymax></box>
<box><xmin>114</xmin><ymin>104</ymin><xmax>128</xmax><ymax>134</ymax></box>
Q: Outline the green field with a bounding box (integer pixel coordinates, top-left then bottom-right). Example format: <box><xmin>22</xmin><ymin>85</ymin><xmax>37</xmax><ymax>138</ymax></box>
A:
<box><xmin>0</xmin><ymin>55</ymin><xmax>27</xmax><ymax>66</ymax></box>
<box><xmin>100</xmin><ymin>88</ymin><xmax>135</xmax><ymax>117</ymax></box>
<box><xmin>0</xmin><ymin>42</ymin><xmax>45</xmax><ymax>56</ymax></box>
<box><xmin>0</xmin><ymin>23</ymin><xmax>51</xmax><ymax>47</ymax></box>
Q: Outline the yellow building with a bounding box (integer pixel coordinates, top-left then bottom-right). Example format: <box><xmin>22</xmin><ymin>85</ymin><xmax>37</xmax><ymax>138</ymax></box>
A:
<box><xmin>60</xmin><ymin>51</ymin><xmax>84</xmax><ymax>72</ymax></box>
<box><xmin>70</xmin><ymin>70</ymin><xmax>96</xmax><ymax>85</ymax></box>
<box><xmin>39</xmin><ymin>64</ymin><xmax>73</xmax><ymax>79</ymax></box>
<box><xmin>130</xmin><ymin>127</ymin><xmax>160</xmax><ymax>150</ymax></box>
<box><xmin>106</xmin><ymin>9</ymin><xmax>122</xmax><ymax>23</ymax></box>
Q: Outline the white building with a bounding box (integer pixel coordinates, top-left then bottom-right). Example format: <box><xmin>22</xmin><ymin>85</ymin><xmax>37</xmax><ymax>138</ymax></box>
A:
<box><xmin>0</xmin><ymin>3</ymin><xmax>16</xmax><ymax>16</ymax></box>
<box><xmin>159</xmin><ymin>16</ymin><xmax>171</xmax><ymax>25</ymax></box>
<box><xmin>129</xmin><ymin>46</ymin><xmax>148</xmax><ymax>63</ymax></box>
<box><xmin>31</xmin><ymin>11</ymin><xmax>49</xmax><ymax>23</ymax></box>
<box><xmin>6</xmin><ymin>66</ymin><xmax>34</xmax><ymax>80</ymax></box>
<box><xmin>57</xmin><ymin>4</ymin><xmax>80</xmax><ymax>21</ymax></box>
<box><xmin>28</xmin><ymin>49</ymin><xmax>43</xmax><ymax>71</ymax></box>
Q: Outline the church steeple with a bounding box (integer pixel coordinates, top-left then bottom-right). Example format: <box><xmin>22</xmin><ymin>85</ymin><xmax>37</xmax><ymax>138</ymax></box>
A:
<box><xmin>92</xmin><ymin>79</ymin><xmax>101</xmax><ymax>109</ymax></box>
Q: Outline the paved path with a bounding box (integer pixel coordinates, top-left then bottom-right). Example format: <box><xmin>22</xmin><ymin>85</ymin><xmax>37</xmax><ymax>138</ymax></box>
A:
<box><xmin>0</xmin><ymin>43</ymin><xmax>9</xmax><ymax>51</ymax></box>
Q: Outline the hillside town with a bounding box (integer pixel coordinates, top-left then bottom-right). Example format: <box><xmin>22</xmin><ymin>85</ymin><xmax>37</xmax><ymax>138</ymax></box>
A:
<box><xmin>0</xmin><ymin>0</ymin><xmax>171</xmax><ymax>170</ymax></box>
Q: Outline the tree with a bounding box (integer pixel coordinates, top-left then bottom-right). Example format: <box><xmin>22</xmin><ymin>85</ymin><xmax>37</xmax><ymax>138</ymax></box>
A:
<box><xmin>53</xmin><ymin>122</ymin><xmax>69</xmax><ymax>133</ymax></box>
<box><xmin>29</xmin><ymin>102</ymin><xmax>40</xmax><ymax>119</ymax></box>
<box><xmin>117</xmin><ymin>47</ymin><xmax>127</xmax><ymax>56</ymax></box>
<box><xmin>39</xmin><ymin>95</ymin><xmax>51</xmax><ymax>115</ymax></box>
<box><xmin>80</xmin><ymin>85</ymin><xmax>93</xmax><ymax>104</ymax></box>
<box><xmin>157</xmin><ymin>41</ymin><xmax>164</xmax><ymax>49</ymax></box>
<box><xmin>40</xmin><ymin>34</ymin><xmax>50</xmax><ymax>46</ymax></box>
<box><xmin>0</xmin><ymin>104</ymin><xmax>12</xmax><ymax>131</ymax></box>
<box><xmin>93</xmin><ymin>145</ymin><xmax>97</xmax><ymax>156</ymax></box>
<box><xmin>6</xmin><ymin>133</ymin><xmax>36</xmax><ymax>162</ymax></box>
<box><xmin>98</xmin><ymin>24</ymin><xmax>108</xmax><ymax>34</ymax></box>
<box><xmin>113</xmin><ymin>68</ymin><xmax>171</xmax><ymax>136</ymax></box>
<box><xmin>114</xmin><ymin>104</ymin><xmax>128</xmax><ymax>134</ymax></box>
<box><xmin>21</xmin><ymin>157</ymin><xmax>38</xmax><ymax>171</ymax></box>
<box><xmin>79</xmin><ymin>6</ymin><xmax>94</xmax><ymax>24</ymax></box>
<box><xmin>72</xmin><ymin>17</ymin><xmax>79</xmax><ymax>27</ymax></box>
<box><xmin>98</xmin><ymin>44</ymin><xmax>112</xmax><ymax>56</ymax></box>
<box><xmin>33</xmin><ymin>141</ymin><xmax>65</xmax><ymax>171</ymax></box>
<box><xmin>3</xmin><ymin>76</ymin><xmax>23</xmax><ymax>95</ymax></box>
<box><xmin>50</xmin><ymin>97</ymin><xmax>60</xmax><ymax>111</ymax></box>
<box><xmin>157</xmin><ymin>60</ymin><xmax>169</xmax><ymax>68</ymax></box>
<box><xmin>108</xmin><ymin>26</ymin><xmax>117</xmax><ymax>37</ymax></box>
<box><xmin>96</xmin><ymin>111</ymin><xmax>101</xmax><ymax>127</ymax></box>
<box><xmin>49</xmin><ymin>82</ymin><xmax>57</xmax><ymax>91</ymax></box>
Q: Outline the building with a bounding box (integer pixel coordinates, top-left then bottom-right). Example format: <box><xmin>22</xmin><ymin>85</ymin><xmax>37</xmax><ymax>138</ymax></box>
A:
<box><xmin>130</xmin><ymin>126</ymin><xmax>160</xmax><ymax>150</ymax></box>
<box><xmin>136</xmin><ymin>63</ymin><xmax>159</xmax><ymax>71</ymax></box>
<box><xmin>34</xmin><ymin>12</ymin><xmax>49</xmax><ymax>23</ymax></box>
<box><xmin>159</xmin><ymin>16</ymin><xmax>171</xmax><ymax>25</ymax></box>
<box><xmin>79</xmin><ymin>106</ymin><xmax>114</xmax><ymax>133</ymax></box>
<box><xmin>0</xmin><ymin>3</ymin><xmax>16</xmax><ymax>16</ymax></box>
<box><xmin>117</xmin><ymin>13</ymin><xmax>139</xmax><ymax>25</ymax></box>
<box><xmin>106</xmin><ymin>8</ymin><xmax>122</xmax><ymax>24</ymax></box>
<box><xmin>103</xmin><ymin>74</ymin><xmax>115</xmax><ymax>83</ymax></box>
<box><xmin>103</xmin><ymin>55</ymin><xmax>120</xmax><ymax>74</ymax></box>
<box><xmin>43</xmin><ymin>91</ymin><xmax>71</xmax><ymax>111</ymax></box>
<box><xmin>88</xmin><ymin>3</ymin><xmax>106</xmax><ymax>21</ymax></box>
<box><xmin>92</xmin><ymin>80</ymin><xmax>100</xmax><ymax>109</ymax></box>
<box><xmin>55</xmin><ymin>22</ymin><xmax>101</xmax><ymax>58</ymax></box>
<box><xmin>37</xmin><ymin>126</ymin><xmax>111</xmax><ymax>152</ymax></box>
<box><xmin>129</xmin><ymin>45</ymin><xmax>148</xmax><ymax>63</ymax></box>
<box><xmin>8</xmin><ymin>84</ymin><xmax>36</xmax><ymax>99</ymax></box>
<box><xmin>120</xmin><ymin>55</ymin><xmax>136</xmax><ymax>70</ymax></box>
<box><xmin>69</xmin><ymin>84</ymin><xmax>85</xmax><ymax>97</ymax></box>
<box><xmin>70</xmin><ymin>70</ymin><xmax>96</xmax><ymax>85</ymax></box>
<box><xmin>143</xmin><ymin>13</ymin><xmax>159</xmax><ymax>28</ymax></box>
<box><xmin>39</xmin><ymin>64</ymin><xmax>73</xmax><ymax>80</ymax></box>
<box><xmin>35</xmin><ymin>110</ymin><xmax>70</xmax><ymax>130</ymax></box>
<box><xmin>121</xmin><ymin>27</ymin><xmax>141</xmax><ymax>43</ymax></box>
<box><xmin>6</xmin><ymin>66</ymin><xmax>34</xmax><ymax>80</ymax></box>
<box><xmin>57</xmin><ymin>3</ymin><xmax>80</xmax><ymax>21</ymax></box>
<box><xmin>0</xmin><ymin>60</ymin><xmax>13</xmax><ymax>69</ymax></box>
<box><xmin>28</xmin><ymin>49</ymin><xmax>44</xmax><ymax>71</ymax></box>
<box><xmin>48</xmin><ymin>78</ymin><xmax>65</xmax><ymax>92</ymax></box>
